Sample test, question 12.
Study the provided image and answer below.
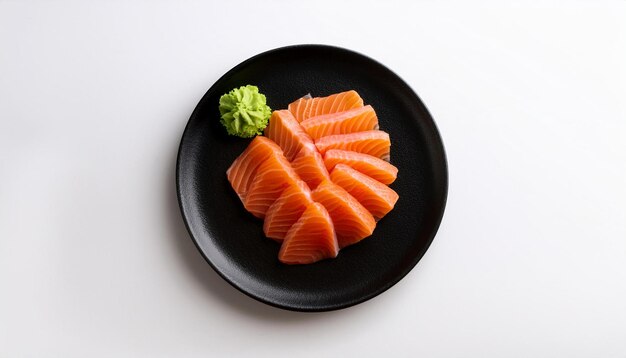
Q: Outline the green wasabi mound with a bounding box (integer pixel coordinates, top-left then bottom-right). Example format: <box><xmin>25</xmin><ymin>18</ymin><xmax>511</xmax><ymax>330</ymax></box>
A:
<box><xmin>219</xmin><ymin>85</ymin><xmax>271</xmax><ymax>138</ymax></box>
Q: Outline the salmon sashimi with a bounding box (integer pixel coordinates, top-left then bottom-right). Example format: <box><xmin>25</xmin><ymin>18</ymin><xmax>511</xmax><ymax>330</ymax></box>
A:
<box><xmin>300</xmin><ymin>105</ymin><xmax>379</xmax><ymax>140</ymax></box>
<box><xmin>288</xmin><ymin>90</ymin><xmax>364</xmax><ymax>123</ymax></box>
<box><xmin>244</xmin><ymin>152</ymin><xmax>301</xmax><ymax>219</ymax></box>
<box><xmin>226</xmin><ymin>90</ymin><xmax>400</xmax><ymax>265</ymax></box>
<box><xmin>315</xmin><ymin>130</ymin><xmax>391</xmax><ymax>160</ymax></box>
<box><xmin>278</xmin><ymin>202</ymin><xmax>339</xmax><ymax>265</ymax></box>
<box><xmin>330</xmin><ymin>164</ymin><xmax>399</xmax><ymax>220</ymax></box>
<box><xmin>263</xmin><ymin>180</ymin><xmax>313</xmax><ymax>242</ymax></box>
<box><xmin>226</xmin><ymin>136</ymin><xmax>284</xmax><ymax>203</ymax></box>
<box><xmin>291</xmin><ymin>146</ymin><xmax>330</xmax><ymax>190</ymax></box>
<box><xmin>264</xmin><ymin>110</ymin><xmax>316</xmax><ymax>161</ymax></box>
<box><xmin>311</xmin><ymin>180</ymin><xmax>376</xmax><ymax>248</ymax></box>
<box><xmin>323</xmin><ymin>149</ymin><xmax>398</xmax><ymax>185</ymax></box>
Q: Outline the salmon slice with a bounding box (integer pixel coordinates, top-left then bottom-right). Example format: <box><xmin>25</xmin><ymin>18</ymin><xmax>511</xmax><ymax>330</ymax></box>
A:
<box><xmin>263</xmin><ymin>180</ymin><xmax>313</xmax><ymax>242</ymax></box>
<box><xmin>226</xmin><ymin>136</ymin><xmax>284</xmax><ymax>202</ymax></box>
<box><xmin>291</xmin><ymin>146</ymin><xmax>330</xmax><ymax>190</ymax></box>
<box><xmin>315</xmin><ymin>130</ymin><xmax>391</xmax><ymax>160</ymax></box>
<box><xmin>330</xmin><ymin>164</ymin><xmax>399</xmax><ymax>220</ymax></box>
<box><xmin>300</xmin><ymin>105</ymin><xmax>379</xmax><ymax>140</ymax></box>
<box><xmin>324</xmin><ymin>149</ymin><xmax>398</xmax><ymax>185</ymax></box>
<box><xmin>244</xmin><ymin>152</ymin><xmax>301</xmax><ymax>219</ymax></box>
<box><xmin>311</xmin><ymin>180</ymin><xmax>375</xmax><ymax>248</ymax></box>
<box><xmin>264</xmin><ymin>110</ymin><xmax>316</xmax><ymax>161</ymax></box>
<box><xmin>288</xmin><ymin>90</ymin><xmax>364</xmax><ymax>123</ymax></box>
<box><xmin>278</xmin><ymin>202</ymin><xmax>339</xmax><ymax>265</ymax></box>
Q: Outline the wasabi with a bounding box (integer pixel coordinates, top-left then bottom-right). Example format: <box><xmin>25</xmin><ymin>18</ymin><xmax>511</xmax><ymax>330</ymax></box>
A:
<box><xmin>219</xmin><ymin>85</ymin><xmax>271</xmax><ymax>138</ymax></box>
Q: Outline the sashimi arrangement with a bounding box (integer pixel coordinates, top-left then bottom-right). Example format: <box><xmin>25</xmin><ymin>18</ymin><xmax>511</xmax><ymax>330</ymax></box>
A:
<box><xmin>223</xmin><ymin>88</ymin><xmax>399</xmax><ymax>265</ymax></box>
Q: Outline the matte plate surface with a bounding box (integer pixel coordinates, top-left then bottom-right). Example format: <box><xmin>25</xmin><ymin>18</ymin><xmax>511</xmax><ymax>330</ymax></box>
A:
<box><xmin>176</xmin><ymin>45</ymin><xmax>448</xmax><ymax>311</ymax></box>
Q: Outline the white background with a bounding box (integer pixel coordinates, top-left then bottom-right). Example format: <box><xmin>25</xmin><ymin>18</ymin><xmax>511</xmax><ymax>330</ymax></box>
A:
<box><xmin>1</xmin><ymin>1</ymin><xmax>625</xmax><ymax>357</ymax></box>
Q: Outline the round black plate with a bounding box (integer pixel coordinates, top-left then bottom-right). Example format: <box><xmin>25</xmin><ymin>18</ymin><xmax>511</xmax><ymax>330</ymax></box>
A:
<box><xmin>176</xmin><ymin>45</ymin><xmax>448</xmax><ymax>312</ymax></box>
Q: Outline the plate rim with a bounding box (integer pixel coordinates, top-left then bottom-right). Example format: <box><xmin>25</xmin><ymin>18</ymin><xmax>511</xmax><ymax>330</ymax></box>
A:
<box><xmin>176</xmin><ymin>44</ymin><xmax>449</xmax><ymax>312</ymax></box>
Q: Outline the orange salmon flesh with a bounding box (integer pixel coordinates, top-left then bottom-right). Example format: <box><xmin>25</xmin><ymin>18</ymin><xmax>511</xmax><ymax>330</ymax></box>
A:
<box><xmin>226</xmin><ymin>91</ymin><xmax>398</xmax><ymax>264</ymax></box>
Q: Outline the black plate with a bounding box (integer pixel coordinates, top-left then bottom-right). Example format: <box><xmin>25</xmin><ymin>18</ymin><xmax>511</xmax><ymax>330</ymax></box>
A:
<box><xmin>176</xmin><ymin>45</ymin><xmax>448</xmax><ymax>312</ymax></box>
